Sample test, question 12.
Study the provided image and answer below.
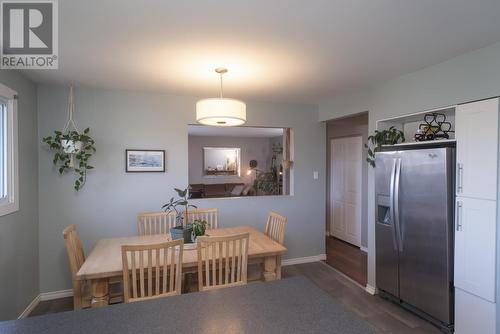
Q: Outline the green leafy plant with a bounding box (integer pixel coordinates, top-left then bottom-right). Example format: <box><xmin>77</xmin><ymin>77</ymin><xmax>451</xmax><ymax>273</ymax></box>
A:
<box><xmin>365</xmin><ymin>126</ymin><xmax>405</xmax><ymax>167</ymax></box>
<box><xmin>254</xmin><ymin>167</ymin><xmax>280</xmax><ymax>195</ymax></box>
<box><xmin>42</xmin><ymin>128</ymin><xmax>96</xmax><ymax>191</ymax></box>
<box><xmin>188</xmin><ymin>219</ymin><xmax>207</xmax><ymax>237</ymax></box>
<box><xmin>161</xmin><ymin>187</ymin><xmax>197</xmax><ymax>227</ymax></box>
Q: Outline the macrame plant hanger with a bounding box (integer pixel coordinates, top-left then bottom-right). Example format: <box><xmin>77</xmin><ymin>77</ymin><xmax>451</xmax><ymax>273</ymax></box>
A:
<box><xmin>63</xmin><ymin>85</ymin><xmax>79</xmax><ymax>133</ymax></box>
<box><xmin>62</xmin><ymin>85</ymin><xmax>80</xmax><ymax>168</ymax></box>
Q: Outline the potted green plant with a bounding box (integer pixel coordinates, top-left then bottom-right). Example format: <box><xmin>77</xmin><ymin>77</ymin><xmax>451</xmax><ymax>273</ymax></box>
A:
<box><xmin>365</xmin><ymin>126</ymin><xmax>405</xmax><ymax>167</ymax></box>
<box><xmin>188</xmin><ymin>219</ymin><xmax>208</xmax><ymax>242</ymax></box>
<box><xmin>42</xmin><ymin>127</ymin><xmax>96</xmax><ymax>191</ymax></box>
<box><xmin>162</xmin><ymin>187</ymin><xmax>197</xmax><ymax>243</ymax></box>
<box><xmin>254</xmin><ymin>167</ymin><xmax>280</xmax><ymax>195</ymax></box>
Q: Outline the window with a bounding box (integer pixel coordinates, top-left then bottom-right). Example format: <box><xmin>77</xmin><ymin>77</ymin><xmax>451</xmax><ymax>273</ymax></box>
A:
<box><xmin>0</xmin><ymin>100</ymin><xmax>7</xmax><ymax>199</ymax></box>
<box><xmin>0</xmin><ymin>83</ymin><xmax>18</xmax><ymax>216</ymax></box>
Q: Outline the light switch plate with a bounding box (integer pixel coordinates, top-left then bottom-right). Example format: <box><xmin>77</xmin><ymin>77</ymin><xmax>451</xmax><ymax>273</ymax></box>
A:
<box><xmin>313</xmin><ymin>171</ymin><xmax>319</xmax><ymax>180</ymax></box>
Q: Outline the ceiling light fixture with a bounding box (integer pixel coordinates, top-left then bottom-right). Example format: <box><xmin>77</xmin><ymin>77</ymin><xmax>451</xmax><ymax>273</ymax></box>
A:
<box><xmin>196</xmin><ymin>68</ymin><xmax>246</xmax><ymax>126</ymax></box>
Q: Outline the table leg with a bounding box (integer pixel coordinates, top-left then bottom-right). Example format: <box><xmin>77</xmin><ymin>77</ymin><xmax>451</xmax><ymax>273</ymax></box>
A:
<box><xmin>91</xmin><ymin>278</ymin><xmax>109</xmax><ymax>308</ymax></box>
<box><xmin>276</xmin><ymin>255</ymin><xmax>282</xmax><ymax>280</ymax></box>
<box><xmin>263</xmin><ymin>256</ymin><xmax>278</xmax><ymax>281</ymax></box>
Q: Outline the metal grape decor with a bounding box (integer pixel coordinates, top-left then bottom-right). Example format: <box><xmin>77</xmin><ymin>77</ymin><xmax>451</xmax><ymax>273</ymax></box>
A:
<box><xmin>414</xmin><ymin>113</ymin><xmax>454</xmax><ymax>142</ymax></box>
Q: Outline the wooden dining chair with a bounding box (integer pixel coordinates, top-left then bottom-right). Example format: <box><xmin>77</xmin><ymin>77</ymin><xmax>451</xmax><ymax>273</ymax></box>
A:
<box><xmin>265</xmin><ymin>211</ymin><xmax>287</xmax><ymax>244</ymax></box>
<box><xmin>137</xmin><ymin>211</ymin><xmax>177</xmax><ymax>236</ymax></box>
<box><xmin>63</xmin><ymin>225</ymin><xmax>123</xmax><ymax>310</ymax></box>
<box><xmin>63</xmin><ymin>224</ymin><xmax>89</xmax><ymax>310</ymax></box>
<box><xmin>265</xmin><ymin>212</ymin><xmax>287</xmax><ymax>279</ymax></box>
<box><xmin>186</xmin><ymin>208</ymin><xmax>219</xmax><ymax>229</ymax></box>
<box><xmin>197</xmin><ymin>233</ymin><xmax>249</xmax><ymax>291</ymax></box>
<box><xmin>121</xmin><ymin>239</ymin><xmax>184</xmax><ymax>303</ymax></box>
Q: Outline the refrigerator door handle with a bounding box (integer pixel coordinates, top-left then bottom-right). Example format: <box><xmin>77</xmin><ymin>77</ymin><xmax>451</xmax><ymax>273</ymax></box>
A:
<box><xmin>394</xmin><ymin>158</ymin><xmax>403</xmax><ymax>252</ymax></box>
<box><xmin>389</xmin><ymin>158</ymin><xmax>398</xmax><ymax>251</ymax></box>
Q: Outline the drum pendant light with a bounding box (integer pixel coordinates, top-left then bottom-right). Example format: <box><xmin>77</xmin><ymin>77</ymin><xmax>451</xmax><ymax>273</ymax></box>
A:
<box><xmin>196</xmin><ymin>68</ymin><xmax>246</xmax><ymax>126</ymax></box>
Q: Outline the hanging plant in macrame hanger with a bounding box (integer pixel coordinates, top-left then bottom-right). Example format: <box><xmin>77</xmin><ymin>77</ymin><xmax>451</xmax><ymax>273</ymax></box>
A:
<box><xmin>42</xmin><ymin>86</ymin><xmax>96</xmax><ymax>191</ymax></box>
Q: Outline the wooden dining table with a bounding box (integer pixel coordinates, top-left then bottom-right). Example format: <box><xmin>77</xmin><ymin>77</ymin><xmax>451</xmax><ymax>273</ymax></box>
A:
<box><xmin>76</xmin><ymin>225</ymin><xmax>287</xmax><ymax>308</ymax></box>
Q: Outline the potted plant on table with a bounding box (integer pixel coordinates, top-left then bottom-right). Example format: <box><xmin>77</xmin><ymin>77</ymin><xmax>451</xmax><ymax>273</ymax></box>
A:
<box><xmin>188</xmin><ymin>219</ymin><xmax>208</xmax><ymax>243</ymax></box>
<box><xmin>162</xmin><ymin>187</ymin><xmax>197</xmax><ymax>243</ymax></box>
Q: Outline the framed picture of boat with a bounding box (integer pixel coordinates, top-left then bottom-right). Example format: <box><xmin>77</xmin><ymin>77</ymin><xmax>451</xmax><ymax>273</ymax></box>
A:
<box><xmin>126</xmin><ymin>149</ymin><xmax>165</xmax><ymax>172</ymax></box>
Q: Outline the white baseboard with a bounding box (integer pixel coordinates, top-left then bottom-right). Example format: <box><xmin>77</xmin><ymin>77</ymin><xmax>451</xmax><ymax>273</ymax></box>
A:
<box><xmin>18</xmin><ymin>289</ymin><xmax>73</xmax><ymax>318</ymax></box>
<box><xmin>282</xmin><ymin>254</ymin><xmax>327</xmax><ymax>266</ymax></box>
<box><xmin>360</xmin><ymin>246</ymin><xmax>368</xmax><ymax>253</ymax></box>
<box><xmin>365</xmin><ymin>284</ymin><xmax>377</xmax><ymax>295</ymax></box>
<box><xmin>40</xmin><ymin>289</ymin><xmax>73</xmax><ymax>301</ymax></box>
<box><xmin>18</xmin><ymin>295</ymin><xmax>40</xmax><ymax>319</ymax></box>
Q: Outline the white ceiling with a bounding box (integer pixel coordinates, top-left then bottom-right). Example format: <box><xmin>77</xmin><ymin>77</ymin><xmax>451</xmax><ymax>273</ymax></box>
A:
<box><xmin>188</xmin><ymin>125</ymin><xmax>283</xmax><ymax>138</ymax></box>
<box><xmin>23</xmin><ymin>0</ymin><xmax>500</xmax><ymax>103</ymax></box>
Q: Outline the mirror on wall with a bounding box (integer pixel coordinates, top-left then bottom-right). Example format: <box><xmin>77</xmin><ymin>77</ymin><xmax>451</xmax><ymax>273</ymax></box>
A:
<box><xmin>188</xmin><ymin>125</ymin><xmax>293</xmax><ymax>199</ymax></box>
<box><xmin>203</xmin><ymin>147</ymin><xmax>240</xmax><ymax>177</ymax></box>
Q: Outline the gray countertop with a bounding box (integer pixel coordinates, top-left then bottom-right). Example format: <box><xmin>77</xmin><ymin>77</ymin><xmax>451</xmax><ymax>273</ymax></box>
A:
<box><xmin>0</xmin><ymin>277</ymin><xmax>375</xmax><ymax>334</ymax></box>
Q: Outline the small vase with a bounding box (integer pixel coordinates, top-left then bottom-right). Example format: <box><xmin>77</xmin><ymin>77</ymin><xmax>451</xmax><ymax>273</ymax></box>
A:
<box><xmin>170</xmin><ymin>226</ymin><xmax>193</xmax><ymax>243</ymax></box>
<box><xmin>183</xmin><ymin>227</ymin><xmax>193</xmax><ymax>243</ymax></box>
<box><xmin>170</xmin><ymin>226</ymin><xmax>185</xmax><ymax>241</ymax></box>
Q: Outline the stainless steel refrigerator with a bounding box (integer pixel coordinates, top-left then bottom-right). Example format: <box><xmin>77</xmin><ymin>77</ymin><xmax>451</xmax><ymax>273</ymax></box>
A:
<box><xmin>375</xmin><ymin>144</ymin><xmax>454</xmax><ymax>332</ymax></box>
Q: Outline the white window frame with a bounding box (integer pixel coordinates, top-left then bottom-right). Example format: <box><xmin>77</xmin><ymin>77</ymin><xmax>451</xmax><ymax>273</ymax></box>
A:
<box><xmin>0</xmin><ymin>83</ymin><xmax>19</xmax><ymax>216</ymax></box>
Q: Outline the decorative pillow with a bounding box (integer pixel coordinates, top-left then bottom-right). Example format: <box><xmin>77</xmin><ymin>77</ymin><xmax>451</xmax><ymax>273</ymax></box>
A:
<box><xmin>241</xmin><ymin>185</ymin><xmax>252</xmax><ymax>196</ymax></box>
<box><xmin>231</xmin><ymin>185</ymin><xmax>245</xmax><ymax>196</ymax></box>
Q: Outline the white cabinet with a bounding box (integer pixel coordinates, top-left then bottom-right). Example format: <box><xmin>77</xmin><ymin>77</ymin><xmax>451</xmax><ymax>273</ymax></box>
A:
<box><xmin>455</xmin><ymin>98</ymin><xmax>499</xmax><ymax>200</ymax></box>
<box><xmin>455</xmin><ymin>288</ymin><xmax>496</xmax><ymax>334</ymax></box>
<box><xmin>454</xmin><ymin>97</ymin><xmax>498</xmax><ymax>334</ymax></box>
<box><xmin>454</xmin><ymin>197</ymin><xmax>496</xmax><ymax>302</ymax></box>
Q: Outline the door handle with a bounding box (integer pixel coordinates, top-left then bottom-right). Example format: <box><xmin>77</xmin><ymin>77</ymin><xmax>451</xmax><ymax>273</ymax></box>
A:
<box><xmin>394</xmin><ymin>158</ymin><xmax>403</xmax><ymax>252</ymax></box>
<box><xmin>457</xmin><ymin>163</ymin><xmax>464</xmax><ymax>193</ymax></box>
<box><xmin>456</xmin><ymin>200</ymin><xmax>463</xmax><ymax>231</ymax></box>
<box><xmin>389</xmin><ymin>158</ymin><xmax>398</xmax><ymax>251</ymax></box>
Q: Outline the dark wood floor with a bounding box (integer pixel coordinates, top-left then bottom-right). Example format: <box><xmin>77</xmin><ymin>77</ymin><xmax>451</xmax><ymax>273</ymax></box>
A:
<box><xmin>29</xmin><ymin>262</ymin><xmax>441</xmax><ymax>333</ymax></box>
<box><xmin>326</xmin><ymin>236</ymin><xmax>368</xmax><ymax>286</ymax></box>
<box><xmin>286</xmin><ymin>263</ymin><xmax>441</xmax><ymax>334</ymax></box>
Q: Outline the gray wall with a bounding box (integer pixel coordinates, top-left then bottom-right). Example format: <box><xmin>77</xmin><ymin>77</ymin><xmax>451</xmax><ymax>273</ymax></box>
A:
<box><xmin>326</xmin><ymin>113</ymin><xmax>368</xmax><ymax>248</ymax></box>
<box><xmin>37</xmin><ymin>85</ymin><xmax>325</xmax><ymax>293</ymax></box>
<box><xmin>318</xmin><ymin>41</ymin><xmax>500</xmax><ymax>296</ymax></box>
<box><xmin>188</xmin><ymin>135</ymin><xmax>273</xmax><ymax>185</ymax></box>
<box><xmin>0</xmin><ymin>71</ymin><xmax>39</xmax><ymax>320</ymax></box>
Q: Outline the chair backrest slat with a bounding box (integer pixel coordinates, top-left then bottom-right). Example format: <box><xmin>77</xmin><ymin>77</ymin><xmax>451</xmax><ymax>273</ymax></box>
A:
<box><xmin>137</xmin><ymin>212</ymin><xmax>177</xmax><ymax>236</ymax></box>
<box><xmin>197</xmin><ymin>233</ymin><xmax>249</xmax><ymax>291</ymax></box>
<box><xmin>186</xmin><ymin>208</ymin><xmax>219</xmax><ymax>229</ymax></box>
<box><xmin>121</xmin><ymin>239</ymin><xmax>183</xmax><ymax>303</ymax></box>
<box><xmin>155</xmin><ymin>248</ymin><xmax>160</xmax><ymax>294</ymax></box>
<box><xmin>265</xmin><ymin>212</ymin><xmax>287</xmax><ymax>245</ymax></box>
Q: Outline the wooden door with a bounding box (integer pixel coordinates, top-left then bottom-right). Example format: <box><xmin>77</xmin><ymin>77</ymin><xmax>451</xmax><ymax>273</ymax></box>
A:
<box><xmin>329</xmin><ymin>136</ymin><xmax>362</xmax><ymax>246</ymax></box>
<box><xmin>455</xmin><ymin>98</ymin><xmax>498</xmax><ymax>200</ymax></box>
